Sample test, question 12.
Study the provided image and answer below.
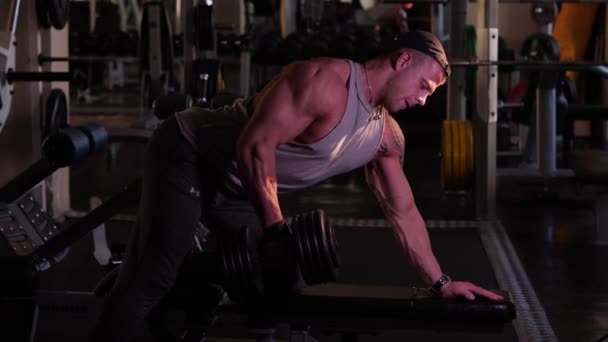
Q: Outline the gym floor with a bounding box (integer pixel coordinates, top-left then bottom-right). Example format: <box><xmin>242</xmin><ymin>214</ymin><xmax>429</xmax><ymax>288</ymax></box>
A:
<box><xmin>54</xmin><ymin>89</ymin><xmax>608</xmax><ymax>342</ymax></box>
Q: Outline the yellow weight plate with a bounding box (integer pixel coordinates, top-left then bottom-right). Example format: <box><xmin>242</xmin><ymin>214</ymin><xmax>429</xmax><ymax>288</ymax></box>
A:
<box><xmin>452</xmin><ymin>120</ymin><xmax>460</xmax><ymax>189</ymax></box>
<box><xmin>441</xmin><ymin>120</ymin><xmax>475</xmax><ymax>191</ymax></box>
<box><xmin>464</xmin><ymin>120</ymin><xmax>474</xmax><ymax>187</ymax></box>
<box><xmin>455</xmin><ymin>120</ymin><xmax>466</xmax><ymax>188</ymax></box>
<box><xmin>462</xmin><ymin>120</ymin><xmax>471</xmax><ymax>187</ymax></box>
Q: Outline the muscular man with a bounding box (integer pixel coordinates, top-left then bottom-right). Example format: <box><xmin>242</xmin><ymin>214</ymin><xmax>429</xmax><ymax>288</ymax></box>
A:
<box><xmin>91</xmin><ymin>30</ymin><xmax>502</xmax><ymax>342</ymax></box>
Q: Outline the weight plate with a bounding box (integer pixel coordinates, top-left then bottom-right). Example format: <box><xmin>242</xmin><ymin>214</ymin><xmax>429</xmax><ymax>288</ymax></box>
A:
<box><xmin>326</xmin><ymin>220</ymin><xmax>340</xmax><ymax>269</ymax></box>
<box><xmin>306</xmin><ymin>211</ymin><xmax>323</xmax><ymax>284</ymax></box>
<box><xmin>441</xmin><ymin>120</ymin><xmax>453</xmax><ymax>190</ymax></box>
<box><xmin>35</xmin><ymin>0</ymin><xmax>52</xmax><ymax>29</ymax></box>
<box><xmin>304</xmin><ymin>212</ymin><xmax>322</xmax><ymax>284</ymax></box>
<box><xmin>297</xmin><ymin>213</ymin><xmax>314</xmax><ymax>285</ymax></box>
<box><xmin>243</xmin><ymin>228</ymin><xmax>263</xmax><ymax>297</ymax></box>
<box><xmin>453</xmin><ymin>119</ymin><xmax>464</xmax><ymax>188</ymax></box>
<box><xmin>464</xmin><ymin>120</ymin><xmax>474</xmax><ymax>187</ymax></box>
<box><xmin>441</xmin><ymin>120</ymin><xmax>475</xmax><ymax>191</ymax></box>
<box><xmin>293</xmin><ymin>214</ymin><xmax>311</xmax><ymax>285</ymax></box>
<box><xmin>49</xmin><ymin>0</ymin><xmax>70</xmax><ymax>30</ymax></box>
<box><xmin>315</xmin><ymin>210</ymin><xmax>336</xmax><ymax>282</ymax></box>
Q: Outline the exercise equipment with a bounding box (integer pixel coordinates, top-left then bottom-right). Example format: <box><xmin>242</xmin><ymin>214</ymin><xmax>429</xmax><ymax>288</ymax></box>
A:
<box><xmin>90</xmin><ymin>209</ymin><xmax>337</xmax><ymax>341</ymax></box>
<box><xmin>139</xmin><ymin>1</ymin><xmax>174</xmax><ymax>107</ymax></box>
<box><xmin>0</xmin><ymin>125</ymin><xmax>108</xmax><ymax>271</ymax></box>
<box><xmin>530</xmin><ymin>2</ymin><xmax>558</xmax><ymax>26</ymax></box>
<box><xmin>441</xmin><ymin>120</ymin><xmax>474</xmax><ymax>191</ymax></box>
<box><xmin>35</xmin><ymin>0</ymin><xmax>70</xmax><ymax>30</ymax></box>
<box><xmin>0</xmin><ymin>0</ymin><xmax>19</xmax><ymax>136</ymax></box>
<box><xmin>183</xmin><ymin>218</ymin><xmax>519</xmax><ymax>342</ymax></box>
<box><xmin>231</xmin><ymin>284</ymin><xmax>514</xmax><ymax>340</ymax></box>
<box><xmin>35</xmin><ymin>0</ymin><xmax>52</xmax><ymax>29</ymax></box>
<box><xmin>288</xmin><ymin>210</ymin><xmax>340</xmax><ymax>286</ymax></box>
<box><xmin>42</xmin><ymin>89</ymin><xmax>69</xmax><ymax>142</ymax></box>
<box><xmin>96</xmin><ymin>209</ymin><xmax>338</xmax><ymax>300</ymax></box>
<box><xmin>192</xmin><ymin>59</ymin><xmax>224</xmax><ymax>108</ymax></box>
<box><xmin>217</xmin><ymin>32</ymin><xmax>249</xmax><ymax>58</ymax></box>
<box><xmin>520</xmin><ymin>33</ymin><xmax>560</xmax><ymax>62</ymax></box>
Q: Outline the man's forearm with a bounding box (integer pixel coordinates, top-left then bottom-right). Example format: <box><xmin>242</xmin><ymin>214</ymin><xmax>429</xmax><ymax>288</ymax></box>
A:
<box><xmin>236</xmin><ymin>144</ymin><xmax>283</xmax><ymax>227</ymax></box>
<box><xmin>389</xmin><ymin>208</ymin><xmax>443</xmax><ymax>287</ymax></box>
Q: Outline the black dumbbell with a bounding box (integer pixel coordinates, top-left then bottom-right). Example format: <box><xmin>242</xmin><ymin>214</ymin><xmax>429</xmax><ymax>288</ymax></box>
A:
<box><xmin>94</xmin><ymin>210</ymin><xmax>338</xmax><ymax>304</ymax></box>
<box><xmin>218</xmin><ymin>209</ymin><xmax>340</xmax><ymax>301</ymax></box>
<box><xmin>288</xmin><ymin>210</ymin><xmax>340</xmax><ymax>285</ymax></box>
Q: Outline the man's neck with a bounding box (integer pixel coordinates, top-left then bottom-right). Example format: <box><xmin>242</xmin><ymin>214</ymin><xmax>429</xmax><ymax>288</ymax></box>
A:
<box><xmin>362</xmin><ymin>58</ymin><xmax>393</xmax><ymax>107</ymax></box>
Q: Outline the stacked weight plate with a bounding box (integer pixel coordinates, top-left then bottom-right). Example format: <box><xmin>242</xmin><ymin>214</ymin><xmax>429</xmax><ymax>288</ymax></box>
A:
<box><xmin>288</xmin><ymin>210</ymin><xmax>340</xmax><ymax>286</ymax></box>
<box><xmin>218</xmin><ymin>227</ymin><xmax>263</xmax><ymax>301</ymax></box>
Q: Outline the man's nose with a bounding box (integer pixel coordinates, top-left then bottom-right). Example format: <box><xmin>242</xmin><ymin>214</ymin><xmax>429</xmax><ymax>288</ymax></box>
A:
<box><xmin>417</xmin><ymin>96</ymin><xmax>426</xmax><ymax>106</ymax></box>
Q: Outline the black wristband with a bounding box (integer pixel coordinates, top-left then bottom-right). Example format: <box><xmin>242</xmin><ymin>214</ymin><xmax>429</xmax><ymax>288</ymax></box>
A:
<box><xmin>429</xmin><ymin>274</ymin><xmax>451</xmax><ymax>296</ymax></box>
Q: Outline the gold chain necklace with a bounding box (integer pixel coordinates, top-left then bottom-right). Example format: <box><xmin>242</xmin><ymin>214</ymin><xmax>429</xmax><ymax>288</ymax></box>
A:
<box><xmin>363</xmin><ymin>63</ymin><xmax>383</xmax><ymax>122</ymax></box>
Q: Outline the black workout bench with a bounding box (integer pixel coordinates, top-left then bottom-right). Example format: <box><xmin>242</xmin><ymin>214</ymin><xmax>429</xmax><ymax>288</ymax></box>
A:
<box><xmin>207</xmin><ymin>283</ymin><xmax>515</xmax><ymax>341</ymax></box>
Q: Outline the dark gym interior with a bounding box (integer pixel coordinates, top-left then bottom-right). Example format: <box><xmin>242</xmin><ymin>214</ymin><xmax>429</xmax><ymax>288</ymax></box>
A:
<box><xmin>1</xmin><ymin>0</ymin><xmax>608</xmax><ymax>341</ymax></box>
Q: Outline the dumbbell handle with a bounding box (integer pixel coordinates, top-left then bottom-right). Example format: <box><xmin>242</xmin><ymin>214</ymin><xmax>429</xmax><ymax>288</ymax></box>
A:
<box><xmin>5</xmin><ymin>70</ymin><xmax>71</xmax><ymax>84</ymax></box>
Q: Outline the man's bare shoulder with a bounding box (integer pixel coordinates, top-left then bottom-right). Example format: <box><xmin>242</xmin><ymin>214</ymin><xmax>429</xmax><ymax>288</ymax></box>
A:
<box><xmin>280</xmin><ymin>58</ymin><xmax>350</xmax><ymax>115</ymax></box>
<box><xmin>284</xmin><ymin>58</ymin><xmax>350</xmax><ymax>82</ymax></box>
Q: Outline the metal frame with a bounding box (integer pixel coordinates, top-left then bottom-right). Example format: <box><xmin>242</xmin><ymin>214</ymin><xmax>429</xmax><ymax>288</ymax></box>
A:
<box><xmin>474</xmin><ymin>0</ymin><xmax>498</xmax><ymax>221</ymax></box>
<box><xmin>537</xmin><ymin>71</ymin><xmax>558</xmax><ymax>177</ymax></box>
<box><xmin>446</xmin><ymin>0</ymin><xmax>468</xmax><ymax>120</ymax></box>
<box><xmin>0</xmin><ymin>0</ymin><xmax>21</xmax><ymax>136</ymax></box>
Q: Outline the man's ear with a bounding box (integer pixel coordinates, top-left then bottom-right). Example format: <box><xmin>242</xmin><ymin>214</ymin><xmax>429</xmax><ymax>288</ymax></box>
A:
<box><xmin>395</xmin><ymin>51</ymin><xmax>413</xmax><ymax>70</ymax></box>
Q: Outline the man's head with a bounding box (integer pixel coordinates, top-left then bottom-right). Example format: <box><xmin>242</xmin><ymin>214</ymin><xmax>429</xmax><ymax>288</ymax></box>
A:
<box><xmin>376</xmin><ymin>30</ymin><xmax>450</xmax><ymax>112</ymax></box>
